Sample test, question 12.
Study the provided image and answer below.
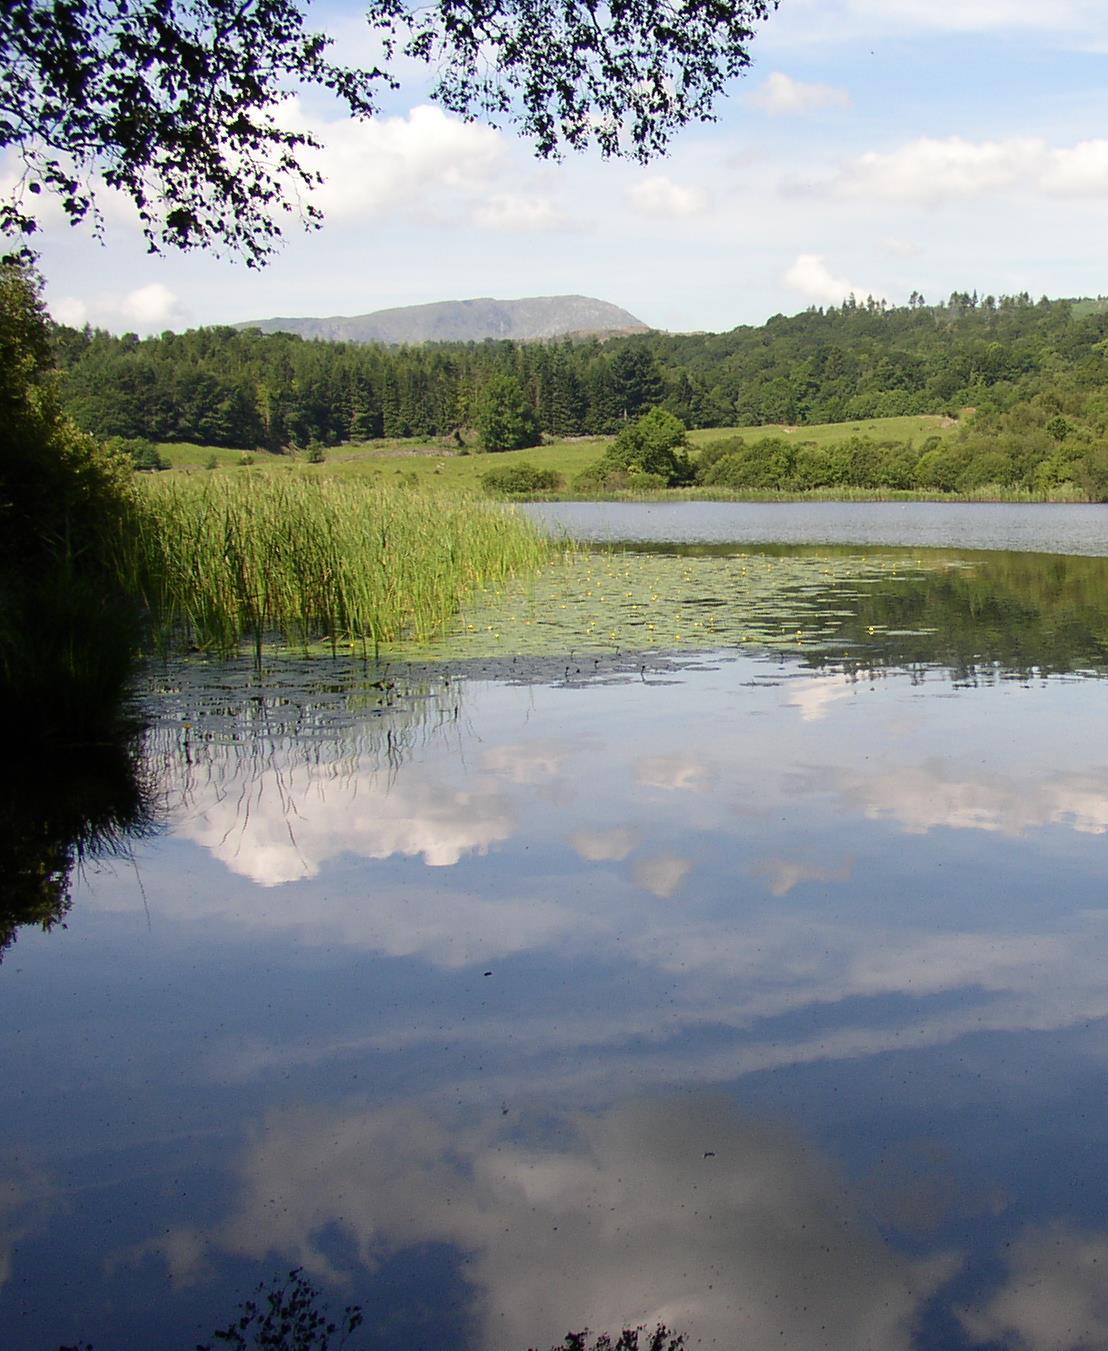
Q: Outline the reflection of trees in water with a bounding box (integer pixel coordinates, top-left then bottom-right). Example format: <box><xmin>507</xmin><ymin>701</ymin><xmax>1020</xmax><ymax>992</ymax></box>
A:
<box><xmin>664</xmin><ymin>545</ymin><xmax>1108</xmax><ymax>681</ymax></box>
<box><xmin>822</xmin><ymin>550</ymin><xmax>1108</xmax><ymax>681</ymax></box>
<box><xmin>0</xmin><ymin>735</ymin><xmax>157</xmax><ymax>958</ymax></box>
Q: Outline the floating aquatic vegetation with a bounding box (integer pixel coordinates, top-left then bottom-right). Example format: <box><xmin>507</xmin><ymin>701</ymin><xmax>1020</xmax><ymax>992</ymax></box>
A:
<box><xmin>391</xmin><ymin>545</ymin><xmax>952</xmax><ymax>662</ymax></box>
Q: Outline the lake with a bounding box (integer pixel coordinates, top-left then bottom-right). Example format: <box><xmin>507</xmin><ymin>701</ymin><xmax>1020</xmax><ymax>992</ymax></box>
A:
<box><xmin>524</xmin><ymin>500</ymin><xmax>1108</xmax><ymax>554</ymax></box>
<box><xmin>2</xmin><ymin>505</ymin><xmax>1107</xmax><ymax>1350</ymax></box>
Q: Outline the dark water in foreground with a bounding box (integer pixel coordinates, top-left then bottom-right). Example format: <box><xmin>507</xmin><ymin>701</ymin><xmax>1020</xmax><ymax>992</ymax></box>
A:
<box><xmin>2</xmin><ymin>536</ymin><xmax>1108</xmax><ymax>1350</ymax></box>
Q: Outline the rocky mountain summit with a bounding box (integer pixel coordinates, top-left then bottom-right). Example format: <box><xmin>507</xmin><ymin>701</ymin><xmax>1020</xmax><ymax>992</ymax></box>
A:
<box><xmin>236</xmin><ymin>295</ymin><xmax>650</xmax><ymax>344</ymax></box>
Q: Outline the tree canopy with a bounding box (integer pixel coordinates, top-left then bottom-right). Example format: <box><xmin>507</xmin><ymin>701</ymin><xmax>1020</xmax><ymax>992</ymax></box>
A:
<box><xmin>476</xmin><ymin>372</ymin><xmax>541</xmax><ymax>451</ymax></box>
<box><xmin>579</xmin><ymin>405</ymin><xmax>694</xmax><ymax>488</ymax></box>
<box><xmin>1</xmin><ymin>0</ymin><xmax>775</xmax><ymax>263</ymax></box>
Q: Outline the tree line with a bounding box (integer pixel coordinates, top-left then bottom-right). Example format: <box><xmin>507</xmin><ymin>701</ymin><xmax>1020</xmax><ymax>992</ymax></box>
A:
<box><xmin>52</xmin><ymin>291</ymin><xmax>1108</xmax><ymax>460</ymax></box>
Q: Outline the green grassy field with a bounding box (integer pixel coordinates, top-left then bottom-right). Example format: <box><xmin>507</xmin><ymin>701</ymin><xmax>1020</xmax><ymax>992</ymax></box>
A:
<box><xmin>156</xmin><ymin>414</ymin><xmax>960</xmax><ymax>489</ymax></box>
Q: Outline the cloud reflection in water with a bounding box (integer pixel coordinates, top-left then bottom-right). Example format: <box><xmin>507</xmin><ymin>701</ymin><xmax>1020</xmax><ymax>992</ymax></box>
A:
<box><xmin>161</xmin><ymin>1097</ymin><xmax>954</xmax><ymax>1351</ymax></box>
<box><xmin>170</xmin><ymin>758</ymin><xmax>515</xmax><ymax>884</ymax></box>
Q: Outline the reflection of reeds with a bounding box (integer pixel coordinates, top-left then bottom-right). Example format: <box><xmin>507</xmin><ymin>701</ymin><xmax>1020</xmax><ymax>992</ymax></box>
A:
<box><xmin>120</xmin><ymin>476</ymin><xmax>552</xmax><ymax>657</ymax></box>
<box><xmin>142</xmin><ymin>657</ymin><xmax>467</xmax><ymax>834</ymax></box>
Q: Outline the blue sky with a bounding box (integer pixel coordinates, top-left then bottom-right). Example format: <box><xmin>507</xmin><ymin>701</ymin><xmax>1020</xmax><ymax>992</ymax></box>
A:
<box><xmin>15</xmin><ymin>0</ymin><xmax>1108</xmax><ymax>334</ymax></box>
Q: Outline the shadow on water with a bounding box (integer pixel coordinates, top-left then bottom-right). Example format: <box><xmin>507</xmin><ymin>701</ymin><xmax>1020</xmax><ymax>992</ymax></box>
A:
<box><xmin>0</xmin><ymin>709</ymin><xmax>158</xmax><ymax>960</ymax></box>
<box><xmin>1</xmin><ymin>554</ymin><xmax>160</xmax><ymax>959</ymax></box>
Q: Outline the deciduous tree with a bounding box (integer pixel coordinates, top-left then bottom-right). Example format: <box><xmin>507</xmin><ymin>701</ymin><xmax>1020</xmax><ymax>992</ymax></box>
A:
<box><xmin>476</xmin><ymin>373</ymin><xmax>541</xmax><ymax>451</ymax></box>
<box><xmin>1</xmin><ymin>0</ymin><xmax>776</xmax><ymax>263</ymax></box>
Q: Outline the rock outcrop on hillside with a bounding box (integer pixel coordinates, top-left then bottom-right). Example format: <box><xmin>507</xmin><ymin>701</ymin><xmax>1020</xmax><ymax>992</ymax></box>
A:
<box><xmin>236</xmin><ymin>295</ymin><xmax>650</xmax><ymax>344</ymax></box>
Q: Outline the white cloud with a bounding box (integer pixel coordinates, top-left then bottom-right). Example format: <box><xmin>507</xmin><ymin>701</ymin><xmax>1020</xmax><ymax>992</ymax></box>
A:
<box><xmin>787</xmin><ymin>673</ymin><xmax>859</xmax><ymax>721</ymax></box>
<box><xmin>811</xmin><ymin>136</ymin><xmax>1108</xmax><ymax>207</ymax></box>
<box><xmin>845</xmin><ymin>0</ymin><xmax>1103</xmax><ymax>33</ymax></box>
<box><xmin>626</xmin><ymin>175</ymin><xmax>709</xmax><ymax>220</ymax></box>
<box><xmin>826</xmin><ymin>136</ymin><xmax>1040</xmax><ymax>205</ymax></box>
<box><xmin>50</xmin><ymin>296</ymin><xmax>89</xmax><ymax>328</ymax></box>
<box><xmin>1041</xmin><ymin>139</ymin><xmax>1108</xmax><ymax>196</ymax></box>
<box><xmin>880</xmin><ymin>237</ymin><xmax>924</xmax><ymax>259</ymax></box>
<box><xmin>120</xmin><ymin>282</ymin><xmax>186</xmax><ymax>328</ymax></box>
<box><xmin>959</xmin><ymin>1224</ymin><xmax>1108</xmax><ymax>1351</ymax></box>
<box><xmin>93</xmin><ymin>864</ymin><xmax>579</xmax><ymax>970</ymax></box>
<box><xmin>291</xmin><ymin>102</ymin><xmax>506</xmax><ymax>223</ymax></box>
<box><xmin>748</xmin><ymin>72</ymin><xmax>850</xmax><ymax>115</ymax></box>
<box><xmin>170</xmin><ymin>757</ymin><xmax>515</xmax><ymax>883</ymax></box>
<box><xmin>482</xmin><ymin>740</ymin><xmax>571</xmax><ymax>784</ymax></box>
<box><xmin>783</xmin><ymin>254</ymin><xmax>873</xmax><ymax>306</ymax></box>
<box><xmin>0</xmin><ymin>1163</ymin><xmax>55</xmax><ymax>1289</ymax></box>
<box><xmin>471</xmin><ymin>193</ymin><xmax>567</xmax><ymax>232</ymax></box>
<box><xmin>769</xmin><ymin>0</ymin><xmax>1108</xmax><ymax>41</ymax></box>
<box><xmin>45</xmin><ymin>282</ymin><xmax>189</xmax><ymax>335</ymax></box>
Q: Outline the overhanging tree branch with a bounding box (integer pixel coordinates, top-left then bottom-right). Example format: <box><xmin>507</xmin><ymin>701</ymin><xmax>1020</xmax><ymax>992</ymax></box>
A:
<box><xmin>1</xmin><ymin>0</ymin><xmax>776</xmax><ymax>264</ymax></box>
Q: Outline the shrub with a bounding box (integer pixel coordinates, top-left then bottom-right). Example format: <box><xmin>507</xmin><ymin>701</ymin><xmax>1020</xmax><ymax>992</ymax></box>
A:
<box><xmin>695</xmin><ymin>436</ymin><xmax>746</xmax><ymax>477</ymax></box>
<box><xmin>793</xmin><ymin>441</ymin><xmax>831</xmax><ymax>489</ymax></box>
<box><xmin>238</xmin><ymin>452</ymin><xmax>255</xmax><ymax>466</ymax></box>
<box><xmin>1075</xmin><ymin>447</ymin><xmax>1108</xmax><ymax>501</ymax></box>
<box><xmin>107</xmin><ymin>436</ymin><xmax>166</xmax><ymax>471</ymax></box>
<box><xmin>700</xmin><ymin>436</ymin><xmax>796</xmax><ymax>489</ymax></box>
<box><xmin>913</xmin><ymin>444</ymin><xmax>970</xmax><ymax>492</ymax></box>
<box><xmin>581</xmin><ymin>407</ymin><xmax>693</xmax><ymax>488</ymax></box>
<box><xmin>956</xmin><ymin>449</ymin><xmax>1015</xmax><ymax>492</ymax></box>
<box><xmin>481</xmin><ymin>462</ymin><xmax>563</xmax><ymax>495</ymax></box>
<box><xmin>305</xmin><ymin>443</ymin><xmax>325</xmax><ymax>464</ymax></box>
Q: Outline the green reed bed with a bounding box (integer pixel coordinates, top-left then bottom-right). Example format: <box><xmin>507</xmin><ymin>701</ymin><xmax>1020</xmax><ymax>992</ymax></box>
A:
<box><xmin>121</xmin><ymin>473</ymin><xmax>553</xmax><ymax>656</ymax></box>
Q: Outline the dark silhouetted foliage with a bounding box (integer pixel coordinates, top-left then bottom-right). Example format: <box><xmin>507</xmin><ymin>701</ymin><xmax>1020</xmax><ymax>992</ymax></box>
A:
<box><xmin>535</xmin><ymin>1325</ymin><xmax>686</xmax><ymax>1351</ymax></box>
<box><xmin>2</xmin><ymin>0</ymin><xmax>773</xmax><ymax>261</ymax></box>
<box><xmin>195</xmin><ymin>1268</ymin><xmax>363</xmax><ymax>1351</ymax></box>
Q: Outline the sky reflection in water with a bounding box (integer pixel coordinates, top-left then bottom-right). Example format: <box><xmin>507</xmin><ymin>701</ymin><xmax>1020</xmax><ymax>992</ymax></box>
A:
<box><xmin>1</xmin><ymin>545</ymin><xmax>1107</xmax><ymax>1350</ymax></box>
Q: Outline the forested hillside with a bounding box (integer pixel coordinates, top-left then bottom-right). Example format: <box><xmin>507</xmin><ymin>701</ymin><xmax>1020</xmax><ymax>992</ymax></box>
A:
<box><xmin>52</xmin><ymin>292</ymin><xmax>1108</xmax><ymax>460</ymax></box>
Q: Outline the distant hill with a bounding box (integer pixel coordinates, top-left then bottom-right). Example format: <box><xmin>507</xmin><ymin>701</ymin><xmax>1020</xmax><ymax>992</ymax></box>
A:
<box><xmin>235</xmin><ymin>295</ymin><xmax>650</xmax><ymax>344</ymax></box>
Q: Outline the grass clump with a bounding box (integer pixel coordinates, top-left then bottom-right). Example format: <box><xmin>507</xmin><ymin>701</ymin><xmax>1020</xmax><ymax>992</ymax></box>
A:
<box><xmin>122</xmin><ymin>473</ymin><xmax>552</xmax><ymax>656</ymax></box>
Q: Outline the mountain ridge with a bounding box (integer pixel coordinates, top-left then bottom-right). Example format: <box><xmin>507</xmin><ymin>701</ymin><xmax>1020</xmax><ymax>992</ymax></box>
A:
<box><xmin>235</xmin><ymin>294</ymin><xmax>650</xmax><ymax>344</ymax></box>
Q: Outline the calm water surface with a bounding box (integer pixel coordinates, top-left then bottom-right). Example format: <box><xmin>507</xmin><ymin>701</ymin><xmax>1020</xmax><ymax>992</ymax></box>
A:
<box><xmin>524</xmin><ymin>500</ymin><xmax>1108</xmax><ymax>554</ymax></box>
<box><xmin>1</xmin><ymin>526</ymin><xmax>1107</xmax><ymax>1350</ymax></box>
